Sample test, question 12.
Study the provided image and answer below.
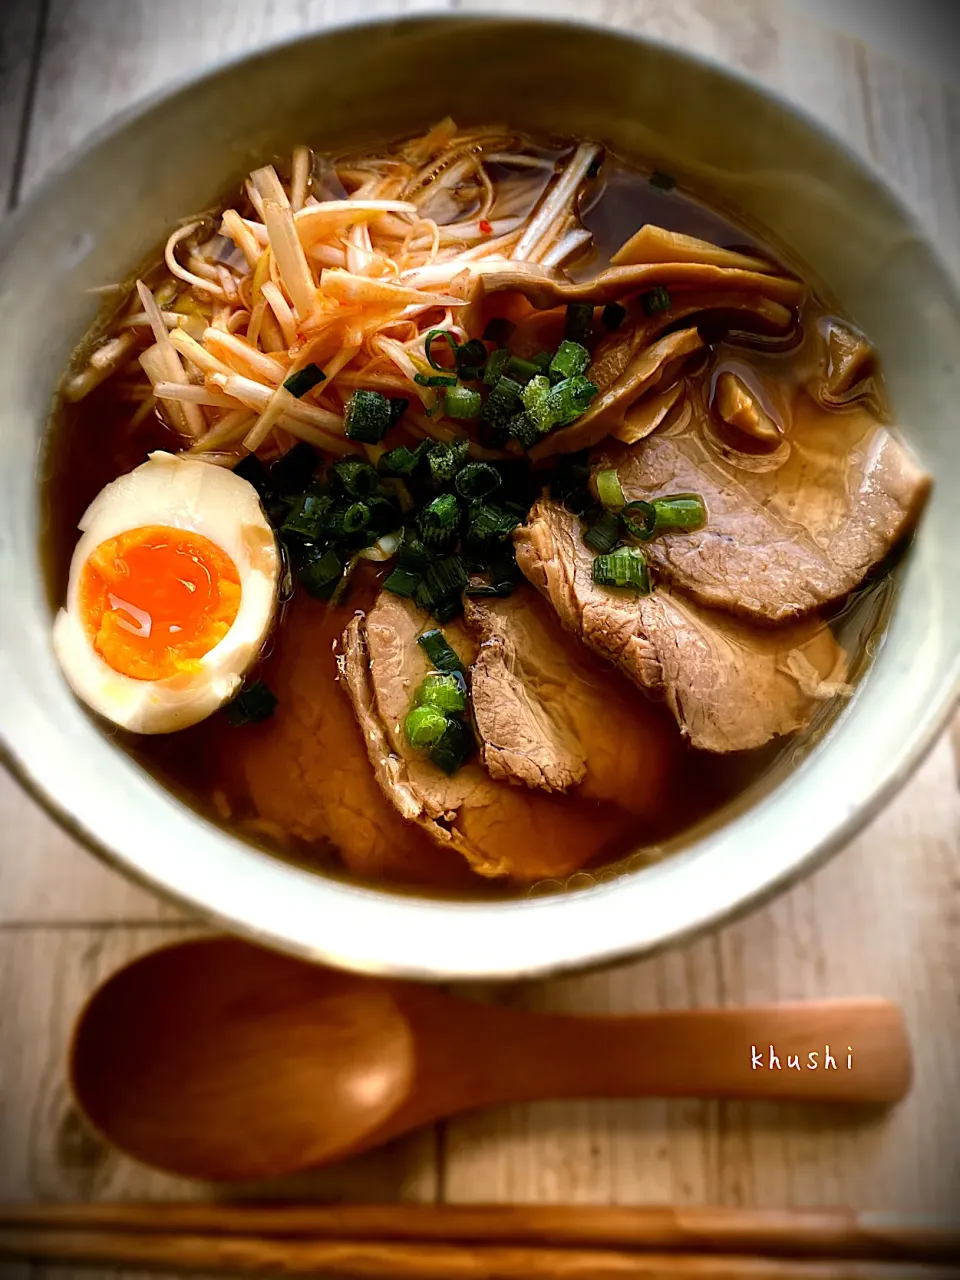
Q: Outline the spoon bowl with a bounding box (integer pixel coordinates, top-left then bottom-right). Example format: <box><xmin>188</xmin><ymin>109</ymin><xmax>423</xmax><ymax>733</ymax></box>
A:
<box><xmin>70</xmin><ymin>937</ymin><xmax>912</xmax><ymax>1181</ymax></box>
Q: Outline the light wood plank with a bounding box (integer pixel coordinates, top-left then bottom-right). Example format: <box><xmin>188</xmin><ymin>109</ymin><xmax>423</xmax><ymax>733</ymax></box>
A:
<box><xmin>442</xmin><ymin>739</ymin><xmax>960</xmax><ymax>1210</ymax></box>
<box><xmin>0</xmin><ymin>0</ymin><xmax>43</xmax><ymax>209</ymax></box>
<box><xmin>0</xmin><ymin>925</ymin><xmax>439</xmax><ymax>1205</ymax></box>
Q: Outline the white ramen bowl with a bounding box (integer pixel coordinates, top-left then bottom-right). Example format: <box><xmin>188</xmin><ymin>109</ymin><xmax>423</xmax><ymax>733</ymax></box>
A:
<box><xmin>1</xmin><ymin>16</ymin><xmax>958</xmax><ymax>980</ymax></box>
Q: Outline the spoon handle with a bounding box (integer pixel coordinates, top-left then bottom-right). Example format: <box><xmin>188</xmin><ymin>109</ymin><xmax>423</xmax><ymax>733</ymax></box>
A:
<box><xmin>435</xmin><ymin>997</ymin><xmax>910</xmax><ymax>1108</ymax></box>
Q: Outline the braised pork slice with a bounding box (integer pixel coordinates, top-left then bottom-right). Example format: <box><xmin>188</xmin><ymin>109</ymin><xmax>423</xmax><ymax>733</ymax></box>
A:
<box><xmin>594</xmin><ymin>395</ymin><xmax>930</xmax><ymax>622</ymax></box>
<box><xmin>514</xmin><ymin>500</ymin><xmax>848</xmax><ymax>753</ymax></box>
<box><xmin>464</xmin><ymin>588</ymin><xmax>679</xmax><ymax>807</ymax></box>
<box><xmin>340</xmin><ymin>592</ymin><xmax>632</xmax><ymax>880</ymax></box>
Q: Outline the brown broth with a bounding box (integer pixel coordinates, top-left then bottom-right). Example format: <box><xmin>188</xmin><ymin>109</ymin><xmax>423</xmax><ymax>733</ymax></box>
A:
<box><xmin>41</xmin><ymin>142</ymin><xmax>892</xmax><ymax>898</ymax></box>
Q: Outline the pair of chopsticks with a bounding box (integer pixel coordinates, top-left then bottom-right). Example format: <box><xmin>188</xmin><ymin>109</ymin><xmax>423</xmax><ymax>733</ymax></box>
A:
<box><xmin>0</xmin><ymin>1203</ymin><xmax>957</xmax><ymax>1278</ymax></box>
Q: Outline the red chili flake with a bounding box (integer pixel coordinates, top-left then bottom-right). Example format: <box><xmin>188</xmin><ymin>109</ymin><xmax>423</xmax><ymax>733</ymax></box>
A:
<box><xmin>479</xmin><ymin>219</ymin><xmax>493</xmax><ymax>234</ymax></box>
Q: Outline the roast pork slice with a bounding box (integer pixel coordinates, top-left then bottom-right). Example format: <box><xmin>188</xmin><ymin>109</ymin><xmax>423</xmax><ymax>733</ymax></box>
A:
<box><xmin>340</xmin><ymin>592</ymin><xmax>631</xmax><ymax>880</ymax></box>
<box><xmin>514</xmin><ymin>500</ymin><xmax>849</xmax><ymax>754</ymax></box>
<box><xmin>464</xmin><ymin>588</ymin><xmax>679</xmax><ymax>807</ymax></box>
<box><xmin>594</xmin><ymin>395</ymin><xmax>930</xmax><ymax>622</ymax></box>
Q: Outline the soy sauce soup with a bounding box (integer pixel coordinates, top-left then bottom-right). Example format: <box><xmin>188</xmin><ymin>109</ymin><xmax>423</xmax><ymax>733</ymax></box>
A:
<box><xmin>43</xmin><ymin>126</ymin><xmax>911</xmax><ymax>896</ymax></box>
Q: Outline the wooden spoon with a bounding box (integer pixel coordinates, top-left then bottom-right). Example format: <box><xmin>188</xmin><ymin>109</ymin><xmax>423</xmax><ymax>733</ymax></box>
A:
<box><xmin>69</xmin><ymin>937</ymin><xmax>911</xmax><ymax>1182</ymax></box>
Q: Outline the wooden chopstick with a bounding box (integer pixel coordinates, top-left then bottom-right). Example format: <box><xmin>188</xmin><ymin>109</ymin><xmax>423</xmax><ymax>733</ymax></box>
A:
<box><xmin>0</xmin><ymin>1204</ymin><xmax>957</xmax><ymax>1266</ymax></box>
<box><xmin>1</xmin><ymin>1227</ymin><xmax>958</xmax><ymax>1279</ymax></box>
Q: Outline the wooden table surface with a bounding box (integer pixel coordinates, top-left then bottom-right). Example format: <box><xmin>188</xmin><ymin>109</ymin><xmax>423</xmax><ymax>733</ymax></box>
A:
<box><xmin>1</xmin><ymin>0</ymin><xmax>959</xmax><ymax>1271</ymax></box>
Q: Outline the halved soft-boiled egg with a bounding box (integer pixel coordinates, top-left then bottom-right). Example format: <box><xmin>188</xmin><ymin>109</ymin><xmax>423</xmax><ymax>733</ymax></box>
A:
<box><xmin>53</xmin><ymin>451</ymin><xmax>280</xmax><ymax>734</ymax></box>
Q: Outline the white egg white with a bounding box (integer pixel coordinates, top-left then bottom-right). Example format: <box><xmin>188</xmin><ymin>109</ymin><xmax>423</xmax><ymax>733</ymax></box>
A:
<box><xmin>53</xmin><ymin>451</ymin><xmax>280</xmax><ymax>733</ymax></box>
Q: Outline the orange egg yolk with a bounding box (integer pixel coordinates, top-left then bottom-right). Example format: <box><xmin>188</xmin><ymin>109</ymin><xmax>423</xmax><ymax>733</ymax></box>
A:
<box><xmin>78</xmin><ymin>525</ymin><xmax>241</xmax><ymax>681</ymax></box>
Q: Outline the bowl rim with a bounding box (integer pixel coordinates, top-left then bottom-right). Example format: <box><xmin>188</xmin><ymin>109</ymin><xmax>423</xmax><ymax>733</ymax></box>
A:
<box><xmin>2</xmin><ymin>10</ymin><xmax>959</xmax><ymax>981</ymax></box>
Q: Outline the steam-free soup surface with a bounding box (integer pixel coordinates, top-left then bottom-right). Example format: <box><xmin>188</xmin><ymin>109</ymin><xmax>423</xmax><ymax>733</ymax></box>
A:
<box><xmin>44</xmin><ymin>127</ymin><xmax>919</xmax><ymax>894</ymax></box>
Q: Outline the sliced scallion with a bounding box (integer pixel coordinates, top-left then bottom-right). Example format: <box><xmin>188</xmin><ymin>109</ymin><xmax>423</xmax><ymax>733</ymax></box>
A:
<box><xmin>416</xmin><ymin>672</ymin><xmax>467</xmax><ymax>715</ymax></box>
<box><xmin>520</xmin><ymin>374</ymin><xmax>551</xmax><ymax>420</ymax></box>
<box><xmin>564</xmin><ymin>302</ymin><xmax>594</xmax><ymax>347</ymax></box>
<box><xmin>414</xmin><ymin>371</ymin><xmax>458</xmax><ymax>388</ymax></box>
<box><xmin>549</xmin><ymin>340</ymin><xmax>591</xmax><ymax>383</ymax></box>
<box><xmin>426</xmin><ymin>438</ymin><xmax>468</xmax><ymax>485</ymax></box>
<box><xmin>640</xmin><ymin>286</ymin><xmax>671</xmax><ymax>316</ymax></box>
<box><xmin>429</xmin><ymin>715</ymin><xmax>474</xmax><ymax>775</ymax></box>
<box><xmin>455</xmin><ymin>462</ymin><xmax>500</xmax><ymax>500</ymax></box>
<box><xmin>505</xmin><ymin>354</ymin><xmax>541</xmax><ymax>384</ymax></box>
<box><xmin>583</xmin><ymin>509</ymin><xmax>621</xmax><ymax>554</ymax></box>
<box><xmin>601</xmin><ymin>302</ymin><xmax>627</xmax><ymax>331</ymax></box>
<box><xmin>592</xmin><ymin>546</ymin><xmax>650</xmax><ymax>593</ymax></box>
<box><xmin>419</xmin><ymin>492</ymin><xmax>460</xmax><ymax>546</ymax></box>
<box><xmin>652</xmin><ymin>494</ymin><xmax>706</xmax><ymax>531</ymax></box>
<box><xmin>281</xmin><ymin>492</ymin><xmax>332</xmax><ymax>540</ymax></box>
<box><xmin>621</xmin><ymin>499</ymin><xmax>658</xmax><ymax>541</ymax></box>
<box><xmin>507</xmin><ymin>410</ymin><xmax>541</xmax><ymax>449</ymax></box>
<box><xmin>456</xmin><ymin>338</ymin><xmax>488</xmax><ymax>380</ymax></box>
<box><xmin>467</xmin><ymin>501</ymin><xmax>519</xmax><ymax>544</ymax></box>
<box><xmin>416</xmin><ymin>554</ymin><xmax>468</xmax><ymax>607</ymax></box>
<box><xmin>342</xmin><ymin>502</ymin><xmax>370</xmax><ymax>534</ymax></box>
<box><xmin>404</xmin><ymin>703</ymin><xmax>449</xmax><ymax>749</ymax></box>
<box><xmin>330</xmin><ymin>457</ymin><xmax>379</xmax><ymax>497</ymax></box>
<box><xmin>344</xmin><ymin>389</ymin><xmax>392</xmax><ymax>443</ymax></box>
<box><xmin>417</xmin><ymin>629</ymin><xmax>465</xmax><ymax>673</ymax></box>
<box><xmin>483</xmin><ymin>347</ymin><xmax>511</xmax><ymax>387</ymax></box>
<box><xmin>378</xmin><ymin>440</ymin><xmax>430</xmax><ymax>477</ymax></box>
<box><xmin>425</xmin><ymin>328</ymin><xmax>460</xmax><ymax>371</ymax></box>
<box><xmin>298</xmin><ymin>547</ymin><xmax>343</xmax><ymax>597</ymax></box>
<box><xmin>282</xmin><ymin>363</ymin><xmax>326</xmax><ymax>398</ymax></box>
<box><xmin>443</xmin><ymin>385</ymin><xmax>483</xmax><ymax>420</ymax></box>
<box><xmin>222</xmin><ymin>680</ymin><xmax>278</xmax><ymax>727</ymax></box>
<box><xmin>596</xmin><ymin>468</ymin><xmax>625</xmax><ymax>510</ymax></box>
<box><xmin>481</xmin><ymin>375</ymin><xmax>523</xmax><ymax>431</ymax></box>
<box><xmin>383</xmin><ymin>566</ymin><xmax>421</xmax><ymax>599</ymax></box>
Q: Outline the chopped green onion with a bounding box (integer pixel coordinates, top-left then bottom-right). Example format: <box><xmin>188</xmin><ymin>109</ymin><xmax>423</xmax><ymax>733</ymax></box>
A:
<box><xmin>388</xmin><ymin>397</ymin><xmax>409</xmax><ymax>427</ymax></box>
<box><xmin>443</xmin><ymin>385</ymin><xmax>483</xmax><ymax>420</ymax></box>
<box><xmin>431</xmin><ymin>595</ymin><xmax>464</xmax><ymax>624</ymax></box>
<box><xmin>527</xmin><ymin>374</ymin><xmax>599</xmax><ymax>434</ymax></box>
<box><xmin>404</xmin><ymin>703</ymin><xmax>449</xmax><ymax>750</ymax></box>
<box><xmin>282</xmin><ymin>363</ymin><xmax>326</xmax><ymax>398</ymax></box>
<box><xmin>424</xmin><ymin>328</ymin><xmax>460</xmax><ymax>371</ymax></box>
<box><xmin>416</xmin><ymin>672</ymin><xmax>467</xmax><ymax>714</ymax></box>
<box><xmin>456</xmin><ymin>338</ymin><xmax>488</xmax><ymax>380</ymax></box>
<box><xmin>383</xmin><ymin>566</ymin><xmax>421</xmax><ymax>598</ymax></box>
<box><xmin>483</xmin><ymin>347</ymin><xmax>511</xmax><ymax>387</ymax></box>
<box><xmin>420</xmin><ymin>492</ymin><xmax>460</xmax><ymax>533</ymax></box>
<box><xmin>601</xmin><ymin>302</ymin><xmax>627</xmax><ymax>331</ymax></box>
<box><xmin>466</xmin><ymin>501</ymin><xmax>519</xmax><ymax>544</ymax></box>
<box><xmin>417</xmin><ymin>629</ymin><xmax>465</xmax><ymax>673</ymax></box>
<box><xmin>532</xmin><ymin>351</ymin><xmax>553</xmax><ymax>374</ymax></box>
<box><xmin>426</xmin><ymin>438</ymin><xmax>468</xmax><ymax>485</ymax></box>
<box><xmin>342</xmin><ymin>502</ymin><xmax>370</xmax><ymax>533</ymax></box>
<box><xmin>649</xmin><ymin>169</ymin><xmax>676</xmax><ymax>191</ymax></box>
<box><xmin>233</xmin><ymin>454</ymin><xmax>272</xmax><ymax>499</ymax></box>
<box><xmin>596</xmin><ymin>468</ymin><xmax>625</xmax><ymax>510</ymax></box>
<box><xmin>640</xmin><ymin>286</ymin><xmax>671</xmax><ymax>316</ymax></box>
<box><xmin>564</xmin><ymin>302</ymin><xmax>594</xmax><ymax>347</ymax></box>
<box><xmin>415</xmin><ymin>554</ymin><xmax>468</xmax><ymax>609</ymax></box>
<box><xmin>651</xmin><ymin>494</ymin><xmax>706</xmax><ymax>531</ymax></box>
<box><xmin>344</xmin><ymin>389</ymin><xmax>392</xmax><ymax>442</ymax></box>
<box><xmin>455</xmin><ymin>462</ymin><xmax>500</xmax><ymax>499</ymax></box>
<box><xmin>398</xmin><ymin>535</ymin><xmax>431</xmax><ymax>574</ymax></box>
<box><xmin>481</xmin><ymin>375</ymin><xmax>523</xmax><ymax>431</ymax></box>
<box><xmin>281</xmin><ymin>492</ymin><xmax>332</xmax><ymax>540</ymax></box>
<box><xmin>483</xmin><ymin>317</ymin><xmax>515</xmax><ymax>344</ymax></box>
<box><xmin>549</xmin><ymin>340</ymin><xmax>590</xmax><ymax>383</ymax></box>
<box><xmin>223</xmin><ymin>680</ymin><xmax>278</xmax><ymax>727</ymax></box>
<box><xmin>583</xmin><ymin>509</ymin><xmax>621</xmax><ymax>554</ymax></box>
<box><xmin>365</xmin><ymin>494</ymin><xmax>400</xmax><ymax>533</ymax></box>
<box><xmin>621</xmin><ymin>499</ymin><xmax>658</xmax><ymax>540</ymax></box>
<box><xmin>592</xmin><ymin>546</ymin><xmax>650</xmax><ymax>593</ymax></box>
<box><xmin>414</xmin><ymin>371</ymin><xmax>458</xmax><ymax>388</ymax></box>
<box><xmin>520</xmin><ymin>374</ymin><xmax>551</xmax><ymax>420</ymax></box>
<box><xmin>270</xmin><ymin>442</ymin><xmax>318</xmax><ymax>494</ymax></box>
<box><xmin>378</xmin><ymin>441</ymin><xmax>429</xmax><ymax>476</ymax></box>
<box><xmin>330</xmin><ymin>457</ymin><xmax>379</xmax><ymax>497</ymax></box>
<box><xmin>430</xmin><ymin>716</ymin><xmax>474</xmax><ymax>774</ymax></box>
<box><xmin>298</xmin><ymin>547</ymin><xmax>343</xmax><ymax>598</ymax></box>
<box><xmin>507</xmin><ymin>410</ymin><xmax>541</xmax><ymax>449</ymax></box>
<box><xmin>505</xmin><ymin>354</ymin><xmax>541</xmax><ymax>384</ymax></box>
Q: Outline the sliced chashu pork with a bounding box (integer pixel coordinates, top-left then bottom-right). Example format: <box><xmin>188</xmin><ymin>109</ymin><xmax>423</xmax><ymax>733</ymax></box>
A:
<box><xmin>340</xmin><ymin>593</ymin><xmax>632</xmax><ymax>880</ymax></box>
<box><xmin>594</xmin><ymin>391</ymin><xmax>930</xmax><ymax>622</ymax></box>
<box><xmin>464</xmin><ymin>588</ymin><xmax>679</xmax><ymax>805</ymax></box>
<box><xmin>513</xmin><ymin>500</ymin><xmax>848</xmax><ymax>754</ymax></box>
